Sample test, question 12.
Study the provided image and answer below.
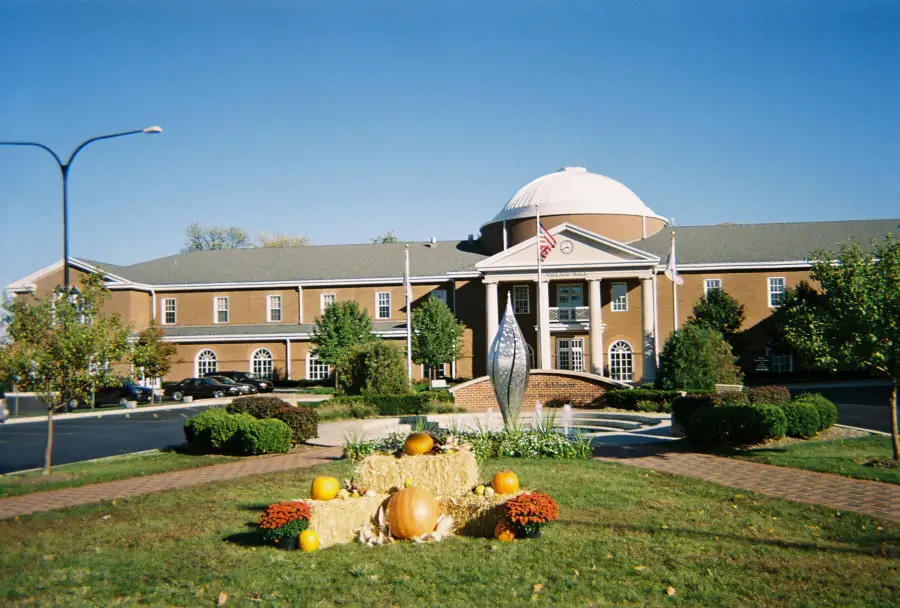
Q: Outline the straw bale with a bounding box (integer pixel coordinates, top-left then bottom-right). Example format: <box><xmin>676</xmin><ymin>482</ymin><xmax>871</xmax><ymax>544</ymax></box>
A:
<box><xmin>440</xmin><ymin>491</ymin><xmax>525</xmax><ymax>537</ymax></box>
<box><xmin>307</xmin><ymin>495</ymin><xmax>388</xmax><ymax>548</ymax></box>
<box><xmin>356</xmin><ymin>451</ymin><xmax>479</xmax><ymax>497</ymax></box>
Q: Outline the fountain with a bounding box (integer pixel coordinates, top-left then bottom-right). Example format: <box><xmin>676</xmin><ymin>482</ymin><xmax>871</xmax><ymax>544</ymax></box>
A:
<box><xmin>533</xmin><ymin>400</ymin><xmax>544</xmax><ymax>432</ymax></box>
<box><xmin>487</xmin><ymin>296</ymin><xmax>531</xmax><ymax>430</ymax></box>
<box><xmin>562</xmin><ymin>403</ymin><xmax>573</xmax><ymax>436</ymax></box>
<box><xmin>486</xmin><ymin>407</ymin><xmax>493</xmax><ymax>431</ymax></box>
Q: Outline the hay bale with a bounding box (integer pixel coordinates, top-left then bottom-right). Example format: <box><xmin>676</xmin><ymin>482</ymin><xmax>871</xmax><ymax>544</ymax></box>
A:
<box><xmin>307</xmin><ymin>495</ymin><xmax>388</xmax><ymax>548</ymax></box>
<box><xmin>356</xmin><ymin>450</ymin><xmax>479</xmax><ymax>497</ymax></box>
<box><xmin>440</xmin><ymin>491</ymin><xmax>525</xmax><ymax>537</ymax></box>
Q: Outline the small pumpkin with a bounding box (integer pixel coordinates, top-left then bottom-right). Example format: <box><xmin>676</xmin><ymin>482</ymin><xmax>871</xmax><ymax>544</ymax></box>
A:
<box><xmin>492</xmin><ymin>470</ymin><xmax>520</xmax><ymax>494</ymax></box>
<box><xmin>403</xmin><ymin>432</ymin><xmax>435</xmax><ymax>455</ymax></box>
<box><xmin>387</xmin><ymin>486</ymin><xmax>440</xmax><ymax>539</ymax></box>
<box><xmin>299</xmin><ymin>529</ymin><xmax>320</xmax><ymax>552</ymax></box>
<box><xmin>494</xmin><ymin>519</ymin><xmax>516</xmax><ymax>542</ymax></box>
<box><xmin>311</xmin><ymin>476</ymin><xmax>340</xmax><ymax>501</ymax></box>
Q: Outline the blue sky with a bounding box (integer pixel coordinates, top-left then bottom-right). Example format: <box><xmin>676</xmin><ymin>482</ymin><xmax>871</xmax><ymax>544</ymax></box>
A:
<box><xmin>1</xmin><ymin>0</ymin><xmax>897</xmax><ymax>293</ymax></box>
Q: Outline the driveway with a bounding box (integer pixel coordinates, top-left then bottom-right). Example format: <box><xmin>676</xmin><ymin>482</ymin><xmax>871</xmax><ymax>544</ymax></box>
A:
<box><xmin>786</xmin><ymin>384</ymin><xmax>895</xmax><ymax>434</ymax></box>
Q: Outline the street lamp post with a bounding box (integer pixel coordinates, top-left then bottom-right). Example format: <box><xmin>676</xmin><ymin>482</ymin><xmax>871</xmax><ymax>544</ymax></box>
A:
<box><xmin>0</xmin><ymin>126</ymin><xmax>163</xmax><ymax>289</ymax></box>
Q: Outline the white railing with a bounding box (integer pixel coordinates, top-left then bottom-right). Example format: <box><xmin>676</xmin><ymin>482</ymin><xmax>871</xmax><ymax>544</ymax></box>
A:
<box><xmin>549</xmin><ymin>306</ymin><xmax>590</xmax><ymax>322</ymax></box>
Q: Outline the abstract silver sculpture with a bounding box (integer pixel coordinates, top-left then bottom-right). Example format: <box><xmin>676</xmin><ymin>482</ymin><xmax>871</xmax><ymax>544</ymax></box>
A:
<box><xmin>488</xmin><ymin>295</ymin><xmax>531</xmax><ymax>429</ymax></box>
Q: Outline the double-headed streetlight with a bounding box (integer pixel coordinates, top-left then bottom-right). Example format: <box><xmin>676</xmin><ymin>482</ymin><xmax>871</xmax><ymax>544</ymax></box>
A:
<box><xmin>0</xmin><ymin>126</ymin><xmax>163</xmax><ymax>289</ymax></box>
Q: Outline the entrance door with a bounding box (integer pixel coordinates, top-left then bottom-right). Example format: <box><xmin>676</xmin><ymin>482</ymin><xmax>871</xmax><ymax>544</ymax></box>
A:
<box><xmin>556</xmin><ymin>338</ymin><xmax>585</xmax><ymax>372</ymax></box>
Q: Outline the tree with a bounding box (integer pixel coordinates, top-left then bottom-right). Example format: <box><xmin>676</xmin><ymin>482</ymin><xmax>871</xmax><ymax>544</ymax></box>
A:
<box><xmin>257</xmin><ymin>232</ymin><xmax>310</xmax><ymax>248</ymax></box>
<box><xmin>311</xmin><ymin>301</ymin><xmax>375</xmax><ymax>387</ymax></box>
<box><xmin>371</xmin><ymin>231</ymin><xmax>400</xmax><ymax>244</ymax></box>
<box><xmin>182</xmin><ymin>222</ymin><xmax>251</xmax><ymax>252</ymax></box>
<box><xmin>686</xmin><ymin>288</ymin><xmax>745</xmax><ymax>343</ymax></box>
<box><xmin>412</xmin><ymin>297</ymin><xmax>465</xmax><ymax>378</ymax></box>
<box><xmin>774</xmin><ymin>236</ymin><xmax>900</xmax><ymax>460</ymax></box>
<box><xmin>130</xmin><ymin>321</ymin><xmax>179</xmax><ymax>380</ymax></box>
<box><xmin>336</xmin><ymin>341</ymin><xmax>409</xmax><ymax>395</ymax></box>
<box><xmin>0</xmin><ymin>273</ymin><xmax>132</xmax><ymax>474</ymax></box>
<box><xmin>656</xmin><ymin>324</ymin><xmax>744</xmax><ymax>391</ymax></box>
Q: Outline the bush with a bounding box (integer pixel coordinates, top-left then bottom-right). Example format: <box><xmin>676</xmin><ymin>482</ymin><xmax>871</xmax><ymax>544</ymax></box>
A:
<box><xmin>671</xmin><ymin>392</ymin><xmax>748</xmax><ymax>427</ymax></box>
<box><xmin>793</xmin><ymin>393</ymin><xmax>838</xmax><ymax>430</ymax></box>
<box><xmin>746</xmin><ymin>385</ymin><xmax>791</xmax><ymax>406</ymax></box>
<box><xmin>337</xmin><ymin>341</ymin><xmax>410</xmax><ymax>395</ymax></box>
<box><xmin>685</xmin><ymin>403</ymin><xmax>787</xmax><ymax>445</ymax></box>
<box><xmin>781</xmin><ymin>401</ymin><xmax>821</xmax><ymax>438</ymax></box>
<box><xmin>606</xmin><ymin>388</ymin><xmax>681</xmax><ymax>411</ymax></box>
<box><xmin>277</xmin><ymin>406</ymin><xmax>318</xmax><ymax>444</ymax></box>
<box><xmin>227</xmin><ymin>396</ymin><xmax>292</xmax><ymax>418</ymax></box>
<box><xmin>184</xmin><ymin>409</ymin><xmax>258</xmax><ymax>453</ymax></box>
<box><xmin>235</xmin><ymin>418</ymin><xmax>292</xmax><ymax>455</ymax></box>
<box><xmin>635</xmin><ymin>400</ymin><xmax>669</xmax><ymax>413</ymax></box>
<box><xmin>656</xmin><ymin>325</ymin><xmax>743</xmax><ymax>391</ymax></box>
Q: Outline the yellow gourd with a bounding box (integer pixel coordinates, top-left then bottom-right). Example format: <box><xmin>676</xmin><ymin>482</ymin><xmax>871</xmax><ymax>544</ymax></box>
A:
<box><xmin>311</xmin><ymin>476</ymin><xmax>340</xmax><ymax>501</ymax></box>
<box><xmin>403</xmin><ymin>432</ymin><xmax>435</xmax><ymax>455</ymax></box>
<box><xmin>299</xmin><ymin>529</ymin><xmax>320</xmax><ymax>552</ymax></box>
<box><xmin>494</xmin><ymin>519</ymin><xmax>516</xmax><ymax>541</ymax></box>
<box><xmin>491</xmin><ymin>470</ymin><xmax>520</xmax><ymax>494</ymax></box>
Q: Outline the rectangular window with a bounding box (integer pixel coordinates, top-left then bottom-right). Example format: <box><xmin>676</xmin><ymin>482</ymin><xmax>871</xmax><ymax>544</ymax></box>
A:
<box><xmin>321</xmin><ymin>293</ymin><xmax>336</xmax><ymax>312</ymax></box>
<box><xmin>556</xmin><ymin>338</ymin><xmax>585</xmax><ymax>372</ymax></box>
<box><xmin>307</xmin><ymin>354</ymin><xmax>330</xmax><ymax>380</ymax></box>
<box><xmin>512</xmin><ymin>285</ymin><xmax>530</xmax><ymax>314</ymax></box>
<box><xmin>214</xmin><ymin>297</ymin><xmax>229</xmax><ymax>323</ymax></box>
<box><xmin>611</xmin><ymin>282</ymin><xmax>628</xmax><ymax>312</ymax></box>
<box><xmin>162</xmin><ymin>298</ymin><xmax>176</xmax><ymax>324</ymax></box>
<box><xmin>267</xmin><ymin>295</ymin><xmax>282</xmax><ymax>322</ymax></box>
<box><xmin>376</xmin><ymin>292</ymin><xmax>391</xmax><ymax>319</ymax></box>
<box><xmin>704</xmin><ymin>279</ymin><xmax>722</xmax><ymax>295</ymax></box>
<box><xmin>431</xmin><ymin>289</ymin><xmax>448</xmax><ymax>305</ymax></box>
<box><xmin>768</xmin><ymin>277</ymin><xmax>786</xmax><ymax>308</ymax></box>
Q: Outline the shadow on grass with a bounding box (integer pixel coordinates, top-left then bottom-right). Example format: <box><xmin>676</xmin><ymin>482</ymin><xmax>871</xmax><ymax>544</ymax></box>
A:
<box><xmin>223</xmin><ymin>525</ymin><xmax>269</xmax><ymax>547</ymax></box>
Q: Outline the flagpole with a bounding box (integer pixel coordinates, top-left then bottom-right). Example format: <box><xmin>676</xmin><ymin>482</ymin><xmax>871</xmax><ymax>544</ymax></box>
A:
<box><xmin>671</xmin><ymin>231</ymin><xmax>679</xmax><ymax>331</ymax></box>
<box><xmin>536</xmin><ymin>204</ymin><xmax>542</xmax><ymax>368</ymax></box>
<box><xmin>405</xmin><ymin>245</ymin><xmax>413</xmax><ymax>383</ymax></box>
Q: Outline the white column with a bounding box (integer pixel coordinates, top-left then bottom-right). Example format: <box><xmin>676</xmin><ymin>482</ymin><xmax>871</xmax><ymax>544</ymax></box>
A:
<box><xmin>297</xmin><ymin>285</ymin><xmax>303</xmax><ymax>324</ymax></box>
<box><xmin>537</xmin><ymin>280</ymin><xmax>551</xmax><ymax>369</ymax></box>
<box><xmin>641</xmin><ymin>277</ymin><xmax>657</xmax><ymax>382</ymax></box>
<box><xmin>485</xmin><ymin>280</ymin><xmax>499</xmax><ymax>360</ymax></box>
<box><xmin>589</xmin><ymin>278</ymin><xmax>603</xmax><ymax>375</ymax></box>
<box><xmin>286</xmin><ymin>339</ymin><xmax>292</xmax><ymax>380</ymax></box>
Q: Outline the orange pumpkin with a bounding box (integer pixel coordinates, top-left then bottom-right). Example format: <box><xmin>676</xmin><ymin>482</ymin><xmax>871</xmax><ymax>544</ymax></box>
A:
<box><xmin>387</xmin><ymin>486</ymin><xmax>440</xmax><ymax>539</ymax></box>
<box><xmin>403</xmin><ymin>432</ymin><xmax>435</xmax><ymax>455</ymax></box>
<box><xmin>492</xmin><ymin>470</ymin><xmax>520</xmax><ymax>494</ymax></box>
<box><xmin>299</xmin><ymin>529</ymin><xmax>320</xmax><ymax>552</ymax></box>
<box><xmin>494</xmin><ymin>519</ymin><xmax>516</xmax><ymax>542</ymax></box>
<box><xmin>311</xmin><ymin>476</ymin><xmax>340</xmax><ymax>501</ymax></box>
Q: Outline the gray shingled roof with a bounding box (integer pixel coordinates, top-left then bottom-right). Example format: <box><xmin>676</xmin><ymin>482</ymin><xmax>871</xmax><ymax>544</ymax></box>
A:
<box><xmin>162</xmin><ymin>321</ymin><xmax>408</xmax><ymax>338</ymax></box>
<box><xmin>635</xmin><ymin>219</ymin><xmax>899</xmax><ymax>265</ymax></box>
<box><xmin>84</xmin><ymin>241</ymin><xmax>488</xmax><ymax>285</ymax></box>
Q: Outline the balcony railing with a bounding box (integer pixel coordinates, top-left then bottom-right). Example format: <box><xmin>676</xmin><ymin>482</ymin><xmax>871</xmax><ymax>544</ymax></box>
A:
<box><xmin>549</xmin><ymin>306</ymin><xmax>590</xmax><ymax>322</ymax></box>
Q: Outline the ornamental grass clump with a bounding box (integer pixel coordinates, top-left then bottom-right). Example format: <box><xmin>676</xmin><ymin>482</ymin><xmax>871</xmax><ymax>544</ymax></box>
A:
<box><xmin>504</xmin><ymin>491</ymin><xmax>559</xmax><ymax>536</ymax></box>
<box><xmin>258</xmin><ymin>501</ymin><xmax>311</xmax><ymax>545</ymax></box>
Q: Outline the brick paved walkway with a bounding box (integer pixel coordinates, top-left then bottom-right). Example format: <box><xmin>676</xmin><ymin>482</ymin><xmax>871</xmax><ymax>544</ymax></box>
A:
<box><xmin>595</xmin><ymin>444</ymin><xmax>900</xmax><ymax>521</ymax></box>
<box><xmin>0</xmin><ymin>446</ymin><xmax>343</xmax><ymax>520</ymax></box>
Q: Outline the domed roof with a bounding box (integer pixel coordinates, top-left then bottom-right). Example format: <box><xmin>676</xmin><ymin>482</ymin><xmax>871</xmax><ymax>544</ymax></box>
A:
<box><xmin>484</xmin><ymin>167</ymin><xmax>666</xmax><ymax>226</ymax></box>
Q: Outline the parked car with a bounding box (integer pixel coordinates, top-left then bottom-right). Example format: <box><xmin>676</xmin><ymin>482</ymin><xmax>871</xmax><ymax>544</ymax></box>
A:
<box><xmin>164</xmin><ymin>377</ymin><xmax>241</xmax><ymax>401</ymax></box>
<box><xmin>66</xmin><ymin>382</ymin><xmax>154</xmax><ymax>410</ymax></box>
<box><xmin>206</xmin><ymin>371</ymin><xmax>275</xmax><ymax>392</ymax></box>
<box><xmin>205</xmin><ymin>375</ymin><xmax>259</xmax><ymax>395</ymax></box>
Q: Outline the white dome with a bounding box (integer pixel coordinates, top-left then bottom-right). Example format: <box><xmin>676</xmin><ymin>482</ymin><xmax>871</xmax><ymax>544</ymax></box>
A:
<box><xmin>485</xmin><ymin>167</ymin><xmax>666</xmax><ymax>225</ymax></box>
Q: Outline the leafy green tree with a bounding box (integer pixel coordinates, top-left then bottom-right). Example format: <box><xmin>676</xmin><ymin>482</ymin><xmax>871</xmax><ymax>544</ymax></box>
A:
<box><xmin>183</xmin><ymin>222</ymin><xmax>251</xmax><ymax>252</ymax></box>
<box><xmin>774</xmin><ymin>236</ymin><xmax>900</xmax><ymax>459</ymax></box>
<box><xmin>371</xmin><ymin>231</ymin><xmax>400</xmax><ymax>244</ymax></box>
<box><xmin>0</xmin><ymin>273</ymin><xmax>132</xmax><ymax>474</ymax></box>
<box><xmin>412</xmin><ymin>297</ymin><xmax>465</xmax><ymax>379</ymax></box>
<box><xmin>130</xmin><ymin>321</ymin><xmax>179</xmax><ymax>380</ymax></box>
<box><xmin>336</xmin><ymin>340</ymin><xmax>410</xmax><ymax>395</ymax></box>
<box><xmin>656</xmin><ymin>324</ymin><xmax>744</xmax><ymax>391</ymax></box>
<box><xmin>311</xmin><ymin>300</ymin><xmax>375</xmax><ymax>387</ymax></box>
<box><xmin>686</xmin><ymin>288</ymin><xmax>745</xmax><ymax>343</ymax></box>
<box><xmin>257</xmin><ymin>232</ymin><xmax>310</xmax><ymax>248</ymax></box>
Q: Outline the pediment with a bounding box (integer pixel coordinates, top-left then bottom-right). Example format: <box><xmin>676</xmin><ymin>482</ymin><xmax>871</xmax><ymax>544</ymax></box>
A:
<box><xmin>475</xmin><ymin>223</ymin><xmax>659</xmax><ymax>271</ymax></box>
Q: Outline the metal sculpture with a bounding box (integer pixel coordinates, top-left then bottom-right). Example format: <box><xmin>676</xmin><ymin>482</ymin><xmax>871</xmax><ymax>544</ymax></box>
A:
<box><xmin>488</xmin><ymin>295</ymin><xmax>531</xmax><ymax>428</ymax></box>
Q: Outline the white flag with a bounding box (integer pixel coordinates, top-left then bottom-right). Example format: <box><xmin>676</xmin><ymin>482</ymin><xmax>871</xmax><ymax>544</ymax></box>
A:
<box><xmin>664</xmin><ymin>235</ymin><xmax>684</xmax><ymax>285</ymax></box>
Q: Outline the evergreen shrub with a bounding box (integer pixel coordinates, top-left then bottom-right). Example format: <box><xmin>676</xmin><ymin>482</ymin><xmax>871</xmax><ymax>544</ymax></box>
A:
<box><xmin>235</xmin><ymin>418</ymin><xmax>292</xmax><ymax>454</ymax></box>
<box><xmin>793</xmin><ymin>393</ymin><xmax>838</xmax><ymax>430</ymax></box>
<box><xmin>606</xmin><ymin>388</ymin><xmax>681</xmax><ymax>410</ymax></box>
<box><xmin>746</xmin><ymin>385</ymin><xmax>791</xmax><ymax>406</ymax></box>
<box><xmin>781</xmin><ymin>400</ymin><xmax>821</xmax><ymax>438</ymax></box>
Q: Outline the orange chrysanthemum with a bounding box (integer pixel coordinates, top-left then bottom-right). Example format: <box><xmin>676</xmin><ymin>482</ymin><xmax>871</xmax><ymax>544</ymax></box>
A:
<box><xmin>504</xmin><ymin>492</ymin><xmax>559</xmax><ymax>527</ymax></box>
<box><xmin>258</xmin><ymin>501</ymin><xmax>311</xmax><ymax>530</ymax></box>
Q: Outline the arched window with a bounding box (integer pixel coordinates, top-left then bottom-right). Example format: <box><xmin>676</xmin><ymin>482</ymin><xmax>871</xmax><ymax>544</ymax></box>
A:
<box><xmin>608</xmin><ymin>341</ymin><xmax>633</xmax><ymax>382</ymax></box>
<box><xmin>196</xmin><ymin>350</ymin><xmax>218</xmax><ymax>377</ymax></box>
<box><xmin>251</xmin><ymin>348</ymin><xmax>274</xmax><ymax>379</ymax></box>
<box><xmin>525</xmin><ymin>343</ymin><xmax>536</xmax><ymax>369</ymax></box>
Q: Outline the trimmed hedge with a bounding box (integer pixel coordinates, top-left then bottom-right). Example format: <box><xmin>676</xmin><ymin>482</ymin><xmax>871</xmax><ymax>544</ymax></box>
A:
<box><xmin>793</xmin><ymin>393</ymin><xmax>838</xmax><ymax>431</ymax></box>
<box><xmin>183</xmin><ymin>409</ymin><xmax>292</xmax><ymax>455</ymax></box>
<box><xmin>227</xmin><ymin>395</ymin><xmax>291</xmax><ymax>418</ymax></box>
<box><xmin>685</xmin><ymin>403</ymin><xmax>787</xmax><ymax>445</ymax></box>
<box><xmin>781</xmin><ymin>401</ymin><xmax>821</xmax><ymax>438</ymax></box>
<box><xmin>606</xmin><ymin>389</ymin><xmax>681</xmax><ymax>411</ymax></box>
<box><xmin>234</xmin><ymin>418</ymin><xmax>292</xmax><ymax>455</ymax></box>
<box><xmin>671</xmin><ymin>392</ymin><xmax>749</xmax><ymax>426</ymax></box>
<box><xmin>745</xmin><ymin>385</ymin><xmax>791</xmax><ymax>406</ymax></box>
<box><xmin>321</xmin><ymin>391</ymin><xmax>455</xmax><ymax>417</ymax></box>
<box><xmin>227</xmin><ymin>396</ymin><xmax>318</xmax><ymax>444</ymax></box>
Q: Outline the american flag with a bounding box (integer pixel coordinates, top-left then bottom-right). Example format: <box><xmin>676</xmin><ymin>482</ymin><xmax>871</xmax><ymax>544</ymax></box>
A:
<box><xmin>538</xmin><ymin>223</ymin><xmax>557</xmax><ymax>261</ymax></box>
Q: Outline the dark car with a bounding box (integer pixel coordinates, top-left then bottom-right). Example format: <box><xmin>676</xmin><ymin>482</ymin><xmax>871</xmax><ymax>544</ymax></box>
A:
<box><xmin>66</xmin><ymin>382</ymin><xmax>154</xmax><ymax>410</ymax></box>
<box><xmin>165</xmin><ymin>377</ymin><xmax>241</xmax><ymax>401</ymax></box>
<box><xmin>206</xmin><ymin>375</ymin><xmax>259</xmax><ymax>395</ymax></box>
<box><xmin>207</xmin><ymin>371</ymin><xmax>274</xmax><ymax>392</ymax></box>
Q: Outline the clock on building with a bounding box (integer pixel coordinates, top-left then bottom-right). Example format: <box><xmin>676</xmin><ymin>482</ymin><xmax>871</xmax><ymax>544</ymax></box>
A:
<box><xmin>560</xmin><ymin>240</ymin><xmax>574</xmax><ymax>254</ymax></box>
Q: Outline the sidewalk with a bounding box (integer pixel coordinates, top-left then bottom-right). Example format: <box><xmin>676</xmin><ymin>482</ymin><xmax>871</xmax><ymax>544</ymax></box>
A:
<box><xmin>595</xmin><ymin>444</ymin><xmax>900</xmax><ymax>521</ymax></box>
<box><xmin>0</xmin><ymin>445</ymin><xmax>342</xmax><ymax>520</ymax></box>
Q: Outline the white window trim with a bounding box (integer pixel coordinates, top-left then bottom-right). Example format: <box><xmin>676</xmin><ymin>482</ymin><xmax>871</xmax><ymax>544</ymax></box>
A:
<box><xmin>306</xmin><ymin>351</ymin><xmax>330</xmax><ymax>381</ymax></box>
<box><xmin>768</xmin><ymin>277</ymin><xmax>786</xmax><ymax>308</ymax></box>
<box><xmin>512</xmin><ymin>284</ymin><xmax>530</xmax><ymax>314</ymax></box>
<box><xmin>611</xmin><ymin>282</ymin><xmax>628</xmax><ymax>312</ymax></box>
<box><xmin>250</xmin><ymin>348</ymin><xmax>274</xmax><ymax>378</ymax></box>
<box><xmin>161</xmin><ymin>297</ymin><xmax>176</xmax><ymax>325</ymax></box>
<box><xmin>320</xmin><ymin>292</ymin><xmax>336</xmax><ymax>313</ymax></box>
<box><xmin>267</xmin><ymin>295</ymin><xmax>283</xmax><ymax>323</ymax></box>
<box><xmin>704</xmin><ymin>279</ymin><xmax>722</xmax><ymax>296</ymax></box>
<box><xmin>608</xmin><ymin>340</ymin><xmax>634</xmax><ymax>382</ymax></box>
<box><xmin>195</xmin><ymin>349</ymin><xmax>218</xmax><ymax>377</ymax></box>
<box><xmin>214</xmin><ymin>296</ymin><xmax>229</xmax><ymax>324</ymax></box>
<box><xmin>375</xmin><ymin>291</ymin><xmax>391</xmax><ymax>320</ymax></box>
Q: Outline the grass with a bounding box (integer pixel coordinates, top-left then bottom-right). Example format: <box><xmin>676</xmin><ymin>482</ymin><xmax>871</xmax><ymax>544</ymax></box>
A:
<box><xmin>1</xmin><ymin>459</ymin><xmax>897</xmax><ymax>606</ymax></box>
<box><xmin>728</xmin><ymin>435</ymin><xmax>900</xmax><ymax>485</ymax></box>
<box><xmin>0</xmin><ymin>450</ymin><xmax>236</xmax><ymax>498</ymax></box>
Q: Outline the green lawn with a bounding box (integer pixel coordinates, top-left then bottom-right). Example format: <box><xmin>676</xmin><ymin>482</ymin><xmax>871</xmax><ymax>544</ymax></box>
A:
<box><xmin>728</xmin><ymin>435</ymin><xmax>900</xmax><ymax>484</ymax></box>
<box><xmin>1</xmin><ymin>458</ymin><xmax>897</xmax><ymax>607</ymax></box>
<box><xmin>0</xmin><ymin>450</ymin><xmax>236</xmax><ymax>498</ymax></box>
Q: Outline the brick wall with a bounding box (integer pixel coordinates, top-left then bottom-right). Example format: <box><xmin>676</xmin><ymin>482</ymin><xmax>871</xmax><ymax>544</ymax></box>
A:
<box><xmin>450</xmin><ymin>370</ymin><xmax>619</xmax><ymax>409</ymax></box>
